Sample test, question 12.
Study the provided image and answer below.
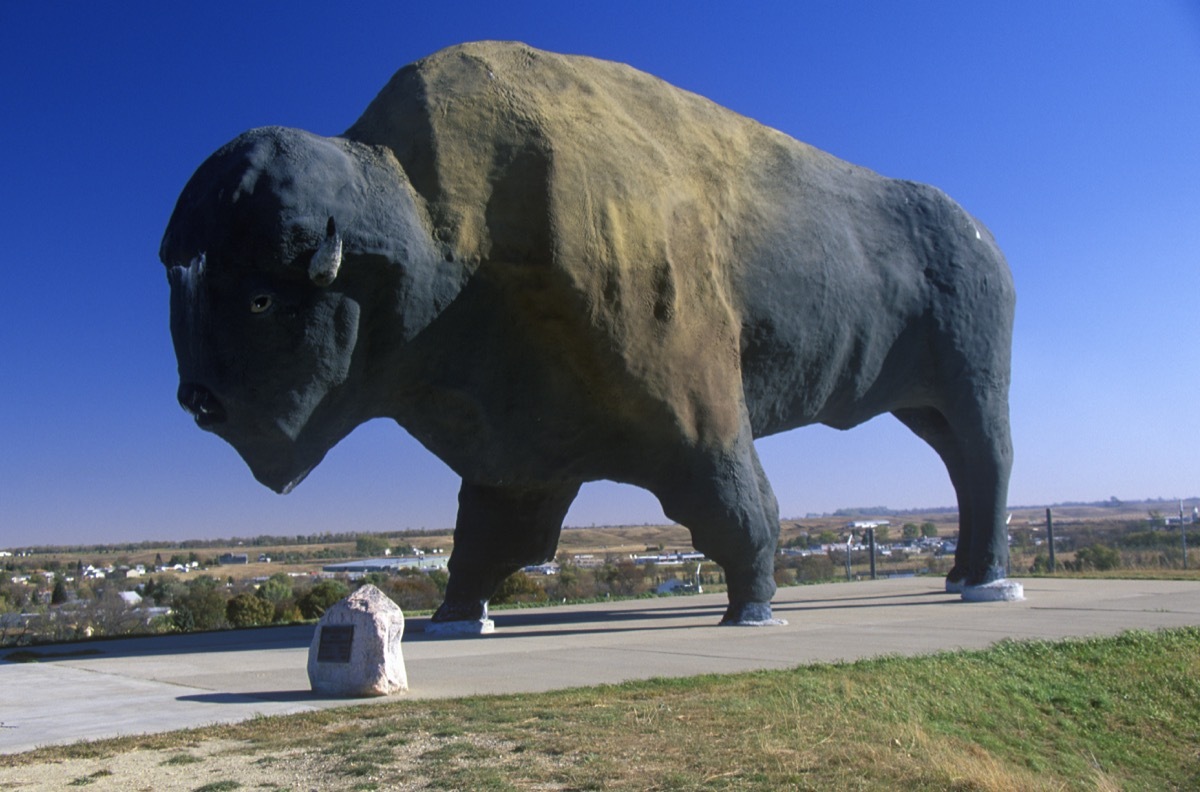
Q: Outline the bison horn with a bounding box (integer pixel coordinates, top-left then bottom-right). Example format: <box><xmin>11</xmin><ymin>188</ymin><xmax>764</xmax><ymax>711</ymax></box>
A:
<box><xmin>309</xmin><ymin>217</ymin><xmax>342</xmax><ymax>287</ymax></box>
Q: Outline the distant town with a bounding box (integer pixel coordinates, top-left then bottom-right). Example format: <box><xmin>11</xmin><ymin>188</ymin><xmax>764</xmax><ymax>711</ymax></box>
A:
<box><xmin>3</xmin><ymin>498</ymin><xmax>1196</xmax><ymax>648</ymax></box>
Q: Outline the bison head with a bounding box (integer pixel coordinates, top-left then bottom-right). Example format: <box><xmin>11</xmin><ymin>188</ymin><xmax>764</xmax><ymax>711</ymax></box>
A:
<box><xmin>160</xmin><ymin>126</ymin><xmax>450</xmax><ymax>493</ymax></box>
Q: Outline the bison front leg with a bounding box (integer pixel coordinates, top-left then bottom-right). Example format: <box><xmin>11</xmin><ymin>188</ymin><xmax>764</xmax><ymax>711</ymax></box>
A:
<box><xmin>656</xmin><ymin>425</ymin><xmax>786</xmax><ymax>626</ymax></box>
<box><xmin>427</xmin><ymin>480</ymin><xmax>580</xmax><ymax>634</ymax></box>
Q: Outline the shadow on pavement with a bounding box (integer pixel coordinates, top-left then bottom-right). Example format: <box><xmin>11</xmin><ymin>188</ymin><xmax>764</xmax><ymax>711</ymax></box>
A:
<box><xmin>3</xmin><ymin>585</ymin><xmax>960</xmax><ymax>660</ymax></box>
<box><xmin>1</xmin><ymin>624</ymin><xmax>316</xmax><ymax>663</ymax></box>
<box><xmin>177</xmin><ymin>690</ymin><xmax>334</xmax><ymax>705</ymax></box>
<box><xmin>418</xmin><ymin>586</ymin><xmax>957</xmax><ymax>640</ymax></box>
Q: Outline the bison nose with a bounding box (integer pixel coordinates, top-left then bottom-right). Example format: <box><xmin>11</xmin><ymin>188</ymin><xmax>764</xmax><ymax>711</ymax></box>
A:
<box><xmin>177</xmin><ymin>383</ymin><xmax>227</xmax><ymax>428</ymax></box>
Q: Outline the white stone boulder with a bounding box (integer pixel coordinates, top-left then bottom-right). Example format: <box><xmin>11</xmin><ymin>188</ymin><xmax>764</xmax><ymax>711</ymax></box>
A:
<box><xmin>307</xmin><ymin>584</ymin><xmax>407</xmax><ymax>697</ymax></box>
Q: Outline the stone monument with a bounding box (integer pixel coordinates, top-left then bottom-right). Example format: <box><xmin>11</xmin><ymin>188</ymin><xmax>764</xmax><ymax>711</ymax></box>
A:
<box><xmin>307</xmin><ymin>585</ymin><xmax>407</xmax><ymax>697</ymax></box>
<box><xmin>162</xmin><ymin>42</ymin><xmax>1021</xmax><ymax>633</ymax></box>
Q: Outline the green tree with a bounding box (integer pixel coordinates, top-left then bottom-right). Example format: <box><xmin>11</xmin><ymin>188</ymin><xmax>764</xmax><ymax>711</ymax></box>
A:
<box><xmin>491</xmin><ymin>570</ymin><xmax>548</xmax><ymax>604</ymax></box>
<box><xmin>902</xmin><ymin>523</ymin><xmax>919</xmax><ymax>539</ymax></box>
<box><xmin>795</xmin><ymin>554</ymin><xmax>835</xmax><ymax>582</ymax></box>
<box><xmin>50</xmin><ymin>578</ymin><xmax>69</xmax><ymax>605</ymax></box>
<box><xmin>144</xmin><ymin>576</ymin><xmax>187</xmax><ymax>606</ymax></box>
<box><xmin>226</xmin><ymin>592</ymin><xmax>275</xmax><ymax>627</ymax></box>
<box><xmin>255</xmin><ymin>573</ymin><xmax>293</xmax><ymax>604</ymax></box>
<box><xmin>427</xmin><ymin>568</ymin><xmax>449</xmax><ymax>596</ymax></box>
<box><xmin>609</xmin><ymin>560</ymin><xmax>649</xmax><ymax>596</ymax></box>
<box><xmin>921</xmin><ymin>523</ymin><xmax>939</xmax><ymax>538</ymax></box>
<box><xmin>276</xmin><ymin>604</ymin><xmax>304</xmax><ymax>623</ymax></box>
<box><xmin>78</xmin><ymin>586</ymin><xmax>144</xmax><ymax>638</ymax></box>
<box><xmin>547</xmin><ymin>563</ymin><xmax>596</xmax><ymax>601</ymax></box>
<box><xmin>1073</xmin><ymin>544</ymin><xmax>1121</xmax><ymax>572</ymax></box>
<box><xmin>355</xmin><ymin>534</ymin><xmax>391</xmax><ymax>557</ymax></box>
<box><xmin>359</xmin><ymin>572</ymin><xmax>394</xmax><ymax>592</ymax></box>
<box><xmin>171</xmin><ymin>577</ymin><xmax>229</xmax><ymax>631</ymax></box>
<box><xmin>297</xmin><ymin>579</ymin><xmax>348</xmax><ymax>619</ymax></box>
<box><xmin>383</xmin><ymin>571</ymin><xmax>443</xmax><ymax>611</ymax></box>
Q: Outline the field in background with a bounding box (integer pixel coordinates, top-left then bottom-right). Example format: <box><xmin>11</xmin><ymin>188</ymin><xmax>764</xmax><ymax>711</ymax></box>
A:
<box><xmin>12</xmin><ymin>497</ymin><xmax>1193</xmax><ymax>581</ymax></box>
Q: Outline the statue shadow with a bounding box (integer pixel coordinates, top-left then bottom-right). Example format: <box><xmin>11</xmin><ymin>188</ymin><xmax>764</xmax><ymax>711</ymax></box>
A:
<box><xmin>776</xmin><ymin>589</ymin><xmax>958</xmax><ymax>608</ymax></box>
<box><xmin>176</xmin><ymin>690</ymin><xmax>324</xmax><ymax>705</ymax></box>
<box><xmin>8</xmin><ymin>588</ymin><xmax>958</xmax><ymax>662</ymax></box>
<box><xmin>2</xmin><ymin>624</ymin><xmax>317</xmax><ymax>664</ymax></box>
<box><xmin>406</xmin><ymin>597</ymin><xmax>738</xmax><ymax>636</ymax></box>
<box><xmin>409</xmin><ymin>587</ymin><xmax>958</xmax><ymax>640</ymax></box>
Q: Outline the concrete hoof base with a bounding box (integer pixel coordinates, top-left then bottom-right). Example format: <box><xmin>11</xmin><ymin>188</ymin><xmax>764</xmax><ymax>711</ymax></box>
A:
<box><xmin>960</xmin><ymin>579</ymin><xmax>1025</xmax><ymax>602</ymax></box>
<box><xmin>424</xmin><ymin>618</ymin><xmax>495</xmax><ymax>635</ymax></box>
<box><xmin>719</xmin><ymin>601</ymin><xmax>786</xmax><ymax>626</ymax></box>
<box><xmin>720</xmin><ymin>617</ymin><xmax>789</xmax><ymax>627</ymax></box>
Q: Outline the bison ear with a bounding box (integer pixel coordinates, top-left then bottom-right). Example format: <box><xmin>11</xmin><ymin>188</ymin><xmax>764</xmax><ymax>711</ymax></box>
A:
<box><xmin>308</xmin><ymin>217</ymin><xmax>343</xmax><ymax>287</ymax></box>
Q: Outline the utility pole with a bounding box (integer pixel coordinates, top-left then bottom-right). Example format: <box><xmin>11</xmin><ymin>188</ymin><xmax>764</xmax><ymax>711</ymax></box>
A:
<box><xmin>868</xmin><ymin>527</ymin><xmax>877</xmax><ymax>580</ymax></box>
<box><xmin>1045</xmin><ymin>508</ymin><xmax>1056</xmax><ymax>573</ymax></box>
<box><xmin>1182</xmin><ymin>500</ymin><xmax>1189</xmax><ymax>571</ymax></box>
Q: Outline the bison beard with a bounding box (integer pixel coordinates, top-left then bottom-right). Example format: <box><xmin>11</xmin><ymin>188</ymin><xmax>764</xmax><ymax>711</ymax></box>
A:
<box><xmin>160</xmin><ymin>41</ymin><xmax>1020</xmax><ymax>633</ymax></box>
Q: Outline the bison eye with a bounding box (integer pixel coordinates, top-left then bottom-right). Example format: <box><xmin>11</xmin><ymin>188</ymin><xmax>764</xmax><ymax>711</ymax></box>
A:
<box><xmin>250</xmin><ymin>294</ymin><xmax>273</xmax><ymax>314</ymax></box>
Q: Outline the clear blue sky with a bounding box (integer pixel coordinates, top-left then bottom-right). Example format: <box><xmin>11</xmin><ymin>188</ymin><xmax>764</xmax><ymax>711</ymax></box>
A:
<box><xmin>2</xmin><ymin>2</ymin><xmax>1197</xmax><ymax>547</ymax></box>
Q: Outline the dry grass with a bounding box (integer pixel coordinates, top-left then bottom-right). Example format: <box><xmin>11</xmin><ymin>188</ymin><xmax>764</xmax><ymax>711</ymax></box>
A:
<box><xmin>4</xmin><ymin>628</ymin><xmax>1198</xmax><ymax>791</ymax></box>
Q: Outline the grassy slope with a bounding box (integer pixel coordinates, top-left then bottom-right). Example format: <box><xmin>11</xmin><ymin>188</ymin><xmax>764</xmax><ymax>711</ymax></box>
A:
<box><xmin>4</xmin><ymin>627</ymin><xmax>1198</xmax><ymax>790</ymax></box>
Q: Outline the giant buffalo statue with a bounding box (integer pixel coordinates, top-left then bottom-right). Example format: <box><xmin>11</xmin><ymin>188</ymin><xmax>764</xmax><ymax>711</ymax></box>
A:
<box><xmin>161</xmin><ymin>41</ymin><xmax>1019</xmax><ymax>630</ymax></box>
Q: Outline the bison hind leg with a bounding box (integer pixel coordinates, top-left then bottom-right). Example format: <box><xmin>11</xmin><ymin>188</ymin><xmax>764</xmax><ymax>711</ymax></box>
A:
<box><xmin>893</xmin><ymin>402</ymin><xmax>1022</xmax><ymax>601</ymax></box>
<box><xmin>892</xmin><ymin>407</ymin><xmax>974</xmax><ymax>589</ymax></box>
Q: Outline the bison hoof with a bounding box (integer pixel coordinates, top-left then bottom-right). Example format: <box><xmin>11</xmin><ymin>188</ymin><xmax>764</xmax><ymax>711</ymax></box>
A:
<box><xmin>719</xmin><ymin>601</ymin><xmax>787</xmax><ymax>626</ymax></box>
<box><xmin>961</xmin><ymin>579</ymin><xmax>1025</xmax><ymax>602</ymax></box>
<box><xmin>425</xmin><ymin>618</ymin><xmax>495</xmax><ymax>635</ymax></box>
<box><xmin>426</xmin><ymin>599</ymin><xmax>495</xmax><ymax>635</ymax></box>
<box><xmin>944</xmin><ymin>566</ymin><xmax>968</xmax><ymax>593</ymax></box>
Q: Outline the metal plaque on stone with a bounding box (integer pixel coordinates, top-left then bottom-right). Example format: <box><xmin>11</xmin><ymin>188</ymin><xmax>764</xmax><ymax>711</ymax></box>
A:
<box><xmin>316</xmin><ymin>625</ymin><xmax>355</xmax><ymax>663</ymax></box>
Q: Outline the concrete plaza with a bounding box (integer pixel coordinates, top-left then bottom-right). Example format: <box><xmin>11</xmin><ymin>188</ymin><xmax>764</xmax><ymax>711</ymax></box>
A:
<box><xmin>3</xmin><ymin>576</ymin><xmax>1198</xmax><ymax>754</ymax></box>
